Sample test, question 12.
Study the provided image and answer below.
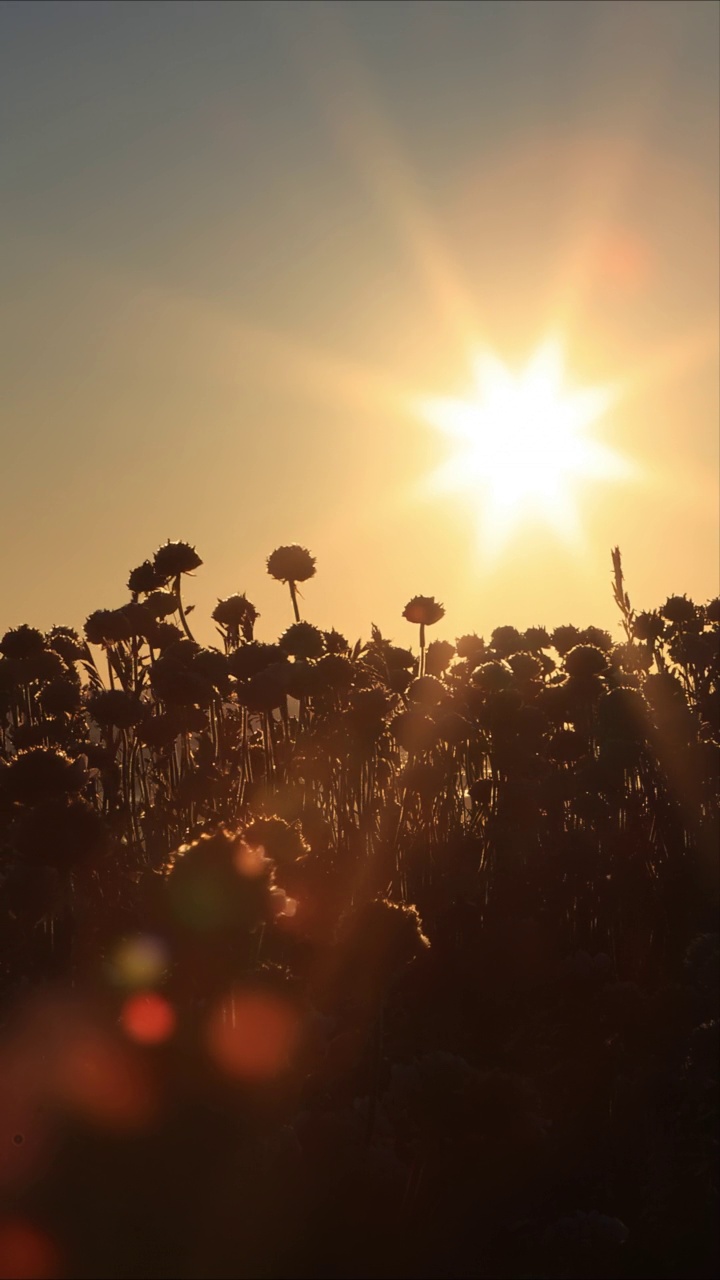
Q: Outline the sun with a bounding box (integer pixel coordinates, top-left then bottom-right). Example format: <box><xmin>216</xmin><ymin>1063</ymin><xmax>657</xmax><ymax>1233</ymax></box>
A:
<box><xmin>418</xmin><ymin>340</ymin><xmax>631</xmax><ymax>552</ymax></box>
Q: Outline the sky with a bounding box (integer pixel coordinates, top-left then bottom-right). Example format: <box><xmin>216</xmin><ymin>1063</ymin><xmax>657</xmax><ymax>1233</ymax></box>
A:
<box><xmin>1</xmin><ymin>0</ymin><xmax>718</xmax><ymax>651</ymax></box>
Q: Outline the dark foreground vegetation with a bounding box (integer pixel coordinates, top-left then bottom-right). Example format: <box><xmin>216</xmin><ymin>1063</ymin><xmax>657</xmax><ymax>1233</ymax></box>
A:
<box><xmin>0</xmin><ymin>542</ymin><xmax>718</xmax><ymax>1279</ymax></box>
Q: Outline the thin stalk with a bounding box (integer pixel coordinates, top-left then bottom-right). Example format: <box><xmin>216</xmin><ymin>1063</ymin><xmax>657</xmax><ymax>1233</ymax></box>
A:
<box><xmin>289</xmin><ymin>580</ymin><xmax>301</xmax><ymax>623</ymax></box>
<box><xmin>174</xmin><ymin>575</ymin><xmax>196</xmax><ymax>643</ymax></box>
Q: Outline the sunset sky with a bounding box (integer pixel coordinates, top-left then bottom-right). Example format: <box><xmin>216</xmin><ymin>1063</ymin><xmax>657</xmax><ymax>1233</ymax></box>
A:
<box><xmin>1</xmin><ymin>0</ymin><xmax>718</xmax><ymax>650</ymax></box>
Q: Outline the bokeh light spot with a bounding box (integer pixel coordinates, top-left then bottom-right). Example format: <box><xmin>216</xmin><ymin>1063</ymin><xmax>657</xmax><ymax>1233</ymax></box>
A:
<box><xmin>206</xmin><ymin>989</ymin><xmax>300</xmax><ymax>1083</ymax></box>
<box><xmin>121</xmin><ymin>993</ymin><xmax>176</xmax><ymax>1046</ymax></box>
<box><xmin>108</xmin><ymin>935</ymin><xmax>168</xmax><ymax>989</ymax></box>
<box><xmin>53</xmin><ymin>1030</ymin><xmax>154</xmax><ymax>1132</ymax></box>
<box><xmin>0</xmin><ymin>1219</ymin><xmax>60</xmax><ymax>1280</ymax></box>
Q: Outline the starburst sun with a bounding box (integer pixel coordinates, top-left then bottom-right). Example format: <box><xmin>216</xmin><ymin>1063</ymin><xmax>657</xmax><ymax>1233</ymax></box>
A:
<box><xmin>419</xmin><ymin>340</ymin><xmax>632</xmax><ymax>552</ymax></box>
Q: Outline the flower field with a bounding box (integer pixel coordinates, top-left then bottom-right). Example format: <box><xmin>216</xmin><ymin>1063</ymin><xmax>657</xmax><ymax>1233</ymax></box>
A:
<box><xmin>0</xmin><ymin>542</ymin><xmax>717</xmax><ymax>1279</ymax></box>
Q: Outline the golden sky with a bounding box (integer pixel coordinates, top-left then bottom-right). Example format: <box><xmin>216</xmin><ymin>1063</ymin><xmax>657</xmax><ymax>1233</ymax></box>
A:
<box><xmin>1</xmin><ymin>1</ymin><xmax>717</xmax><ymax>650</ymax></box>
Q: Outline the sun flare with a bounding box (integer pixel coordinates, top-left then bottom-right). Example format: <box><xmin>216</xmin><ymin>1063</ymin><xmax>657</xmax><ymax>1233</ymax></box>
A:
<box><xmin>419</xmin><ymin>340</ymin><xmax>631</xmax><ymax>552</ymax></box>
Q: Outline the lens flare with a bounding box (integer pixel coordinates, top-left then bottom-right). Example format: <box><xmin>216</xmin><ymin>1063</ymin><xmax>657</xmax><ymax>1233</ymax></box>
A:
<box><xmin>206</xmin><ymin>989</ymin><xmax>300</xmax><ymax>1083</ymax></box>
<box><xmin>121</xmin><ymin>993</ymin><xmax>176</xmax><ymax>1046</ymax></box>
<box><xmin>0</xmin><ymin>1219</ymin><xmax>61</xmax><ymax>1280</ymax></box>
<box><xmin>418</xmin><ymin>339</ymin><xmax>632</xmax><ymax>553</ymax></box>
<box><xmin>108</xmin><ymin>935</ymin><xmax>168</xmax><ymax>989</ymax></box>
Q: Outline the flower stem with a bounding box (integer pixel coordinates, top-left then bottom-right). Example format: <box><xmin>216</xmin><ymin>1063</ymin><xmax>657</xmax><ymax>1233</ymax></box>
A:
<box><xmin>175</xmin><ymin>575</ymin><xmax>196</xmax><ymax>642</ymax></box>
<box><xmin>289</xmin><ymin>580</ymin><xmax>301</xmax><ymax>623</ymax></box>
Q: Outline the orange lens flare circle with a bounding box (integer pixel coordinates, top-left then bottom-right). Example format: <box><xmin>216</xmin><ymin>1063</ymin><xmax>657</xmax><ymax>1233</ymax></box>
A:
<box><xmin>206</xmin><ymin>989</ymin><xmax>300</xmax><ymax>1083</ymax></box>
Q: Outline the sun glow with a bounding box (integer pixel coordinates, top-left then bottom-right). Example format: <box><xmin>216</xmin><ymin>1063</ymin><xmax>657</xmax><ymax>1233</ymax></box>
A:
<box><xmin>419</xmin><ymin>340</ymin><xmax>632</xmax><ymax>552</ymax></box>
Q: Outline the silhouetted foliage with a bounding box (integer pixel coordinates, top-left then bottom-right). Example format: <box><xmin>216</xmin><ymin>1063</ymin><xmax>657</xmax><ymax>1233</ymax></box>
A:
<box><xmin>0</xmin><ymin>543</ymin><xmax>717</xmax><ymax>1279</ymax></box>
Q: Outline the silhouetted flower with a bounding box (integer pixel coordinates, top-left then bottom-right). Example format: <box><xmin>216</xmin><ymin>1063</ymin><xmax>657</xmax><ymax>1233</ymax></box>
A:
<box><xmin>391</xmin><ymin>709</ymin><xmax>439</xmax><ymax>754</ymax></box>
<box><xmin>456</xmin><ymin>633</ymin><xmax>486</xmax><ymax>661</ymax></box>
<box><xmin>523</xmin><ymin>626</ymin><xmax>551</xmax><ymax>651</ymax></box>
<box><xmin>348</xmin><ymin>686</ymin><xmax>397</xmax><ymax>736</ymax></box>
<box><xmin>433</xmin><ymin>710</ymin><xmax>472</xmax><ymax>745</ymax></box>
<box><xmin>164</xmin><ymin>826</ymin><xmax>279</xmax><ymax>938</ymax></box>
<box><xmin>660</xmin><ymin>594</ymin><xmax>696</xmax><ymax>624</ymax></box>
<box><xmin>580</xmin><ymin>625</ymin><xmax>613</xmax><ymax>652</ymax></box>
<box><xmin>153</xmin><ymin>541</ymin><xmax>203</xmax><ymax>580</ymax></box>
<box><xmin>243</xmin><ymin>815</ymin><xmax>310</xmax><ymax>868</ymax></box>
<box><xmin>1</xmin><ymin>747</ymin><xmax>89</xmax><ymax>804</ymax></box>
<box><xmin>472</xmin><ymin>660</ymin><xmax>513</xmax><ymax>694</ymax></box>
<box><xmin>120</xmin><ymin>602</ymin><xmax>154</xmax><ymax>638</ymax></box>
<box><xmin>564</xmin><ymin>644</ymin><xmax>608</xmax><ymax>679</ymax></box>
<box><xmin>212</xmin><ymin>594</ymin><xmax>258</xmax><ymax>644</ymax></box>
<box><xmin>597</xmin><ymin>686</ymin><xmax>648</xmax><ymax>742</ymax></box>
<box><xmin>323</xmin><ymin>628</ymin><xmax>349</xmax><ymax>654</ymax></box>
<box><xmin>39</xmin><ymin>678</ymin><xmax>83</xmax><ymax>717</ymax></box>
<box><xmin>508</xmin><ymin>651</ymin><xmax>543</xmax><ymax>681</ymax></box>
<box><xmin>402</xmin><ymin>596</ymin><xmax>445</xmax><ymax>626</ymax></box>
<box><xmin>191</xmin><ymin>648</ymin><xmax>230</xmax><ymax>693</ymax></box>
<box><xmin>490</xmin><ymin>625</ymin><xmax>525</xmax><ymax>657</ymax></box>
<box><xmin>228</xmin><ymin>642</ymin><xmax>284</xmax><ymax>680</ymax></box>
<box><xmin>407</xmin><ymin>675</ymin><xmax>446</xmax><ymax>708</ymax></box>
<box><xmin>551</xmin><ymin>624</ymin><xmax>582</xmax><ymax>656</ymax></box>
<box><xmin>87</xmin><ymin>689</ymin><xmax>145</xmax><ymax>729</ymax></box>
<box><xmin>314</xmin><ymin>653</ymin><xmax>355</xmax><ymax>693</ymax></box>
<box><xmin>144</xmin><ymin>591</ymin><xmax>179</xmax><ymax>620</ymax></box>
<box><xmin>266</xmin><ymin>545</ymin><xmax>316</xmax><ymax>584</ymax></box>
<box><xmin>337</xmin><ymin>897</ymin><xmax>430</xmax><ymax>1000</ymax></box>
<box><xmin>0</xmin><ymin>625</ymin><xmax>46</xmax><ymax>661</ymax></box>
<box><xmin>16</xmin><ymin>649</ymin><xmax>69</xmax><ymax>685</ymax></box>
<box><xmin>279</xmin><ymin>622</ymin><xmax>326</xmax><ymax>660</ymax></box>
<box><xmin>145</xmin><ymin>620</ymin><xmax>183</xmax><ymax>649</ymax></box>
<box><xmin>631</xmin><ymin>609</ymin><xmax>664</xmax><ymax>642</ymax></box>
<box><xmin>151</xmin><ymin>664</ymin><xmax>214</xmax><ymax>708</ymax></box>
<box><xmin>45</xmin><ymin>626</ymin><xmax>86</xmax><ymax>662</ymax></box>
<box><xmin>424</xmin><ymin>639</ymin><xmax>455</xmax><ymax>675</ymax></box>
<box><xmin>84</xmin><ymin>608</ymin><xmax>133</xmax><ymax>647</ymax></box>
<box><xmin>236</xmin><ymin>665</ymin><xmax>291</xmax><ymax>712</ymax></box>
<box><xmin>127</xmin><ymin>560</ymin><xmax>164</xmax><ymax>595</ymax></box>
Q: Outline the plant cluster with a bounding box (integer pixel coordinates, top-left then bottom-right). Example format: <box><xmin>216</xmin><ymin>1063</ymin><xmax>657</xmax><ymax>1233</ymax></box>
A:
<box><xmin>0</xmin><ymin>543</ymin><xmax>717</xmax><ymax>1279</ymax></box>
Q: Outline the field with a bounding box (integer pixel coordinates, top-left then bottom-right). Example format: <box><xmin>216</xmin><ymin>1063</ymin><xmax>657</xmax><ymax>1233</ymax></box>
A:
<box><xmin>0</xmin><ymin>542</ymin><xmax>718</xmax><ymax>1279</ymax></box>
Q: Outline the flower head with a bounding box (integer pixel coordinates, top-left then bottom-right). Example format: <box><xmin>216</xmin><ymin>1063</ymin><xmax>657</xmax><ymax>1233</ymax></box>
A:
<box><xmin>1</xmin><ymin>747</ymin><xmax>89</xmax><ymax>805</ymax></box>
<box><xmin>402</xmin><ymin>596</ymin><xmax>445</xmax><ymax>627</ymax></box>
<box><xmin>490</xmin><ymin>625</ymin><xmax>524</xmax><ymax>657</ymax></box>
<box><xmin>84</xmin><ymin>609</ymin><xmax>133</xmax><ymax>647</ymax></box>
<box><xmin>228</xmin><ymin>642</ymin><xmax>284</xmax><ymax>681</ymax></box>
<box><xmin>144</xmin><ymin>590</ymin><xmax>179</xmax><ymax>620</ymax></box>
<box><xmin>127</xmin><ymin>560</ymin><xmax>164</xmax><ymax>595</ymax></box>
<box><xmin>660</xmin><ymin>594</ymin><xmax>697</xmax><ymax>625</ymax></box>
<box><xmin>551</xmin><ymin>624</ymin><xmax>583</xmax><ymax>656</ymax></box>
<box><xmin>523</xmin><ymin>626</ymin><xmax>550</xmax><ymax>651</ymax></box>
<box><xmin>455</xmin><ymin>633</ymin><xmax>486</xmax><ymax>661</ymax></box>
<box><xmin>424</xmin><ymin>639</ymin><xmax>455</xmax><ymax>675</ymax></box>
<box><xmin>323</xmin><ymin>628</ymin><xmax>350</xmax><ymax>655</ymax></box>
<box><xmin>279</xmin><ymin>622</ymin><xmax>326</xmax><ymax>660</ymax></box>
<box><xmin>564</xmin><ymin>644</ymin><xmax>609</xmax><ymax>679</ymax></box>
<box><xmin>266</xmin><ymin>545</ymin><xmax>316</xmax><ymax>584</ymax></box>
<box><xmin>87</xmin><ymin>689</ymin><xmax>145</xmax><ymax>730</ymax></box>
<box><xmin>632</xmin><ymin>610</ymin><xmax>665</xmax><ymax>642</ymax></box>
<box><xmin>0</xmin><ymin>625</ymin><xmax>46</xmax><ymax>661</ymax></box>
<box><xmin>152</xmin><ymin>541</ymin><xmax>203</xmax><ymax>581</ymax></box>
<box><xmin>212</xmin><ymin>594</ymin><xmax>259</xmax><ymax>643</ymax></box>
<box><xmin>46</xmin><ymin>626</ymin><xmax>86</xmax><ymax>663</ymax></box>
